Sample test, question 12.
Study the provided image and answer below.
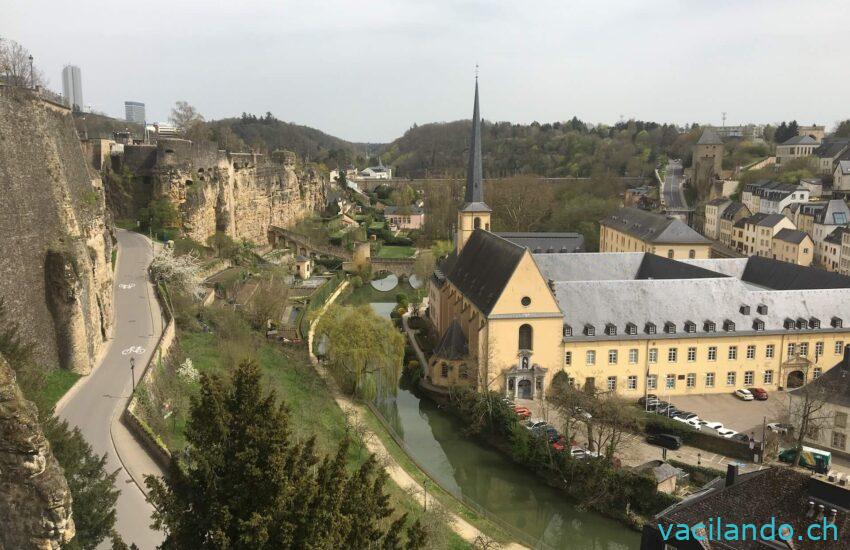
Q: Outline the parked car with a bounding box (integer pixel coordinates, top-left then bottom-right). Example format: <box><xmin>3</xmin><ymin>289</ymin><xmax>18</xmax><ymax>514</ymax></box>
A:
<box><xmin>684</xmin><ymin>418</ymin><xmax>702</xmax><ymax>430</ymax></box>
<box><xmin>551</xmin><ymin>436</ymin><xmax>568</xmax><ymax>452</ymax></box>
<box><xmin>700</xmin><ymin>421</ymin><xmax>724</xmax><ymax>430</ymax></box>
<box><xmin>750</xmin><ymin>387</ymin><xmax>768</xmax><ymax>400</ymax></box>
<box><xmin>731</xmin><ymin>433</ymin><xmax>751</xmax><ymax>443</ymax></box>
<box><xmin>524</xmin><ymin>419</ymin><xmax>547</xmax><ymax>431</ymax></box>
<box><xmin>715</xmin><ymin>428</ymin><xmax>738</xmax><ymax>438</ymax></box>
<box><xmin>734</xmin><ymin>388</ymin><xmax>754</xmax><ymax>401</ymax></box>
<box><xmin>571</xmin><ymin>407</ymin><xmax>593</xmax><ymax>420</ymax></box>
<box><xmin>533</xmin><ymin>425</ymin><xmax>560</xmax><ymax>442</ymax></box>
<box><xmin>767</xmin><ymin>422</ymin><xmax>794</xmax><ymax>435</ymax></box>
<box><xmin>638</xmin><ymin>394</ymin><xmax>659</xmax><ymax>406</ymax></box>
<box><xmin>646</xmin><ymin>433</ymin><xmax>682</xmax><ymax>450</ymax></box>
<box><xmin>513</xmin><ymin>406</ymin><xmax>532</xmax><ymax>419</ymax></box>
<box><xmin>673</xmin><ymin>412</ymin><xmax>698</xmax><ymax>421</ymax></box>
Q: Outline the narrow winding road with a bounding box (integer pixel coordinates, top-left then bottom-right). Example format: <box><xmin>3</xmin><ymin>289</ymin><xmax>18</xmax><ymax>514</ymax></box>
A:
<box><xmin>661</xmin><ymin>159</ymin><xmax>689</xmax><ymax>211</ymax></box>
<box><xmin>56</xmin><ymin>229</ymin><xmax>165</xmax><ymax>549</ymax></box>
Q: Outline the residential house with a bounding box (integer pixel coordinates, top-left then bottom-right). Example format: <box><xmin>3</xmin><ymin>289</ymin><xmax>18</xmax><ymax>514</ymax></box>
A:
<box><xmin>775</xmin><ymin>135</ymin><xmax>819</xmax><ymax>168</ymax></box>
<box><xmin>358</xmin><ymin>160</ymin><xmax>392</xmax><ymax>180</ymax></box>
<box><xmin>741</xmin><ymin>180</ymin><xmax>809</xmax><ymax>214</ymax></box>
<box><xmin>718</xmin><ymin>202</ymin><xmax>751</xmax><ymax>248</ymax></box>
<box><xmin>784</xmin><ymin>201</ymin><xmax>828</xmax><ymax>235</ymax></box>
<box><xmin>772</xmin><ymin>228</ymin><xmax>813</xmax><ymax>266</ymax></box>
<box><xmin>834</xmin><ymin>160</ymin><xmax>850</xmax><ymax>193</ymax></box>
<box><xmin>798</xmin><ymin>124</ymin><xmax>826</xmax><ymax>141</ymax></box>
<box><xmin>812</xmin><ymin>199</ymin><xmax>850</xmax><ymax>266</ymax></box>
<box><xmin>703</xmin><ymin>197</ymin><xmax>731</xmax><ymax>240</ymax></box>
<box><xmin>634</xmin><ymin>461</ymin><xmax>683</xmax><ymax>494</ymax></box>
<box><xmin>813</xmin><ymin>138</ymin><xmax>850</xmax><ymax>175</ymax></box>
<box><xmin>641</xmin><ymin>465</ymin><xmax>850</xmax><ymax>549</ymax></box>
<box><xmin>841</xmin><ymin>231</ymin><xmax>850</xmax><ymax>276</ymax></box>
<box><xmin>599</xmin><ymin>207</ymin><xmax>712</xmax><ymax>260</ymax></box>
<box><xmin>800</xmin><ymin>177</ymin><xmax>826</xmax><ymax>198</ymax></box>
<box><xmin>384</xmin><ymin>204</ymin><xmax>425</xmax><ymax>230</ymax></box>
<box><xmin>732</xmin><ymin>213</ymin><xmax>795</xmax><ymax>258</ymax></box>
<box><xmin>295</xmin><ymin>255</ymin><xmax>312</xmax><ymax>280</ymax></box>
<box><xmin>823</xmin><ymin>227</ymin><xmax>850</xmax><ymax>273</ymax></box>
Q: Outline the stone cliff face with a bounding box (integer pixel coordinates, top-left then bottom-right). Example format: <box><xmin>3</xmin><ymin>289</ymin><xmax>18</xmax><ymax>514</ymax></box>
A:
<box><xmin>112</xmin><ymin>140</ymin><xmax>327</xmax><ymax>246</ymax></box>
<box><xmin>0</xmin><ymin>354</ymin><xmax>75</xmax><ymax>549</ymax></box>
<box><xmin>0</xmin><ymin>87</ymin><xmax>114</xmax><ymax>374</ymax></box>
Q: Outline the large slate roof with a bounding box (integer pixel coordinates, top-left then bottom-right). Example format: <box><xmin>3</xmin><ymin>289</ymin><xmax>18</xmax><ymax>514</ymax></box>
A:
<box><xmin>813</xmin><ymin>199</ymin><xmax>850</xmax><ymax>225</ymax></box>
<box><xmin>697</xmin><ymin>128</ymin><xmax>722</xmax><ymax>145</ymax></box>
<box><xmin>773</xmin><ymin>228</ymin><xmax>810</xmax><ymax>245</ymax></box>
<box><xmin>741</xmin><ymin>255</ymin><xmax>850</xmax><ymax>290</ymax></box>
<box><xmin>721</xmin><ymin>201</ymin><xmax>749</xmax><ymax>219</ymax></box>
<box><xmin>384</xmin><ymin>204</ymin><xmax>424</xmax><ymax>215</ymax></box>
<box><xmin>813</xmin><ymin>138</ymin><xmax>850</xmax><ymax>159</ymax></box>
<box><xmin>496</xmin><ymin>232</ymin><xmax>584</xmax><ymax>253</ymax></box>
<box><xmin>742</xmin><ymin>212</ymin><xmax>788</xmax><ymax>228</ymax></box>
<box><xmin>634</xmin><ymin>254</ymin><xmax>727</xmax><ymax>280</ymax></box>
<box><xmin>839</xmin><ymin>160</ymin><xmax>850</xmax><ymax>176</ymax></box>
<box><xmin>600</xmin><ymin>207</ymin><xmax>711</xmax><ymax>245</ymax></box>
<box><xmin>446</xmin><ymin>229</ymin><xmax>525</xmax><ymax>315</ymax></box>
<box><xmin>781</xmin><ymin>134</ymin><xmax>819</xmax><ymax>146</ymax></box>
<box><xmin>433</xmin><ymin>318</ymin><xmax>468</xmax><ymax>360</ymax></box>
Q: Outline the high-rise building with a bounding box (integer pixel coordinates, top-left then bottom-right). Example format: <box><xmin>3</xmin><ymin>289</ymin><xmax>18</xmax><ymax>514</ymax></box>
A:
<box><xmin>61</xmin><ymin>65</ymin><xmax>83</xmax><ymax>111</ymax></box>
<box><xmin>124</xmin><ymin>101</ymin><xmax>146</xmax><ymax>124</ymax></box>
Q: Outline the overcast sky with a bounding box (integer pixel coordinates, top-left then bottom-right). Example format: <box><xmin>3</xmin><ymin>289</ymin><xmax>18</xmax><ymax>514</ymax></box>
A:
<box><xmin>3</xmin><ymin>0</ymin><xmax>848</xmax><ymax>142</ymax></box>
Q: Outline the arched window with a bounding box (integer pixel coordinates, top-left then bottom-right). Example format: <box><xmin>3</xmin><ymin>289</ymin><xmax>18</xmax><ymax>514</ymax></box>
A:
<box><xmin>688</xmin><ymin>249</ymin><xmax>696</xmax><ymax>259</ymax></box>
<box><xmin>474</xmin><ymin>217</ymin><xmax>481</xmax><ymax>229</ymax></box>
<box><xmin>519</xmin><ymin>324</ymin><xmax>533</xmax><ymax>350</ymax></box>
<box><xmin>667</xmin><ymin>249</ymin><xmax>674</xmax><ymax>258</ymax></box>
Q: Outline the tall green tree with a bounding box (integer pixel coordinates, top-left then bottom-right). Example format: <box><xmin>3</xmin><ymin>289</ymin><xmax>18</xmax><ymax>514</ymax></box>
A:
<box><xmin>146</xmin><ymin>360</ymin><xmax>424</xmax><ymax>549</ymax></box>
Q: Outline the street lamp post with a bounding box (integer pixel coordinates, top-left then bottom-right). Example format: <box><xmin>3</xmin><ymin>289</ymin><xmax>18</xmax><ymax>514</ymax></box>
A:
<box><xmin>130</xmin><ymin>356</ymin><xmax>136</xmax><ymax>392</ymax></box>
<box><xmin>28</xmin><ymin>55</ymin><xmax>33</xmax><ymax>88</ymax></box>
<box><xmin>423</xmin><ymin>479</ymin><xmax>428</xmax><ymax>512</ymax></box>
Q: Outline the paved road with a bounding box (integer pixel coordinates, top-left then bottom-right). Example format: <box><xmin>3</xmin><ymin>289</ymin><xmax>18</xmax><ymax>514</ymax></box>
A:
<box><xmin>661</xmin><ymin>160</ymin><xmax>690</xmax><ymax>211</ymax></box>
<box><xmin>56</xmin><ymin>230</ymin><xmax>165</xmax><ymax>549</ymax></box>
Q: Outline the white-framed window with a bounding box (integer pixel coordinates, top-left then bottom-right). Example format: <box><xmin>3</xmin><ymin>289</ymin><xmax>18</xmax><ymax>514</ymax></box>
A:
<box><xmin>607</xmin><ymin>376</ymin><xmax>617</xmax><ymax>391</ymax></box>
<box><xmin>764</xmin><ymin>369</ymin><xmax>774</xmax><ymax>384</ymax></box>
<box><xmin>647</xmin><ymin>375</ymin><xmax>658</xmax><ymax>390</ymax></box>
<box><xmin>708</xmin><ymin>346</ymin><xmax>717</xmax><ymax>361</ymax></box>
<box><xmin>816</xmin><ymin>342</ymin><xmax>824</xmax><ymax>357</ymax></box>
<box><xmin>666</xmin><ymin>374</ymin><xmax>676</xmax><ymax>389</ymax></box>
<box><xmin>726</xmin><ymin>371</ymin><xmax>736</xmax><ymax>386</ymax></box>
<box><xmin>814</xmin><ymin>367</ymin><xmax>823</xmax><ymax>379</ymax></box>
<box><xmin>586</xmin><ymin>350</ymin><xmax>596</xmax><ymax>365</ymax></box>
<box><xmin>836</xmin><ymin>341</ymin><xmax>844</xmax><ymax>355</ymax></box>
<box><xmin>788</xmin><ymin>342</ymin><xmax>796</xmax><ymax>357</ymax></box>
<box><xmin>608</xmin><ymin>349</ymin><xmax>618</xmax><ymax>365</ymax></box>
<box><xmin>668</xmin><ymin>348</ymin><xmax>678</xmax><ymax>362</ymax></box>
<box><xmin>705</xmin><ymin>372</ymin><xmax>715</xmax><ymax>387</ymax></box>
<box><xmin>687</xmin><ymin>347</ymin><xmax>696</xmax><ymax>362</ymax></box>
<box><xmin>627</xmin><ymin>375</ymin><xmax>637</xmax><ymax>390</ymax></box>
<box><xmin>746</xmin><ymin>345</ymin><xmax>756</xmax><ymax>359</ymax></box>
<box><xmin>686</xmin><ymin>373</ymin><xmax>696</xmax><ymax>388</ymax></box>
<box><xmin>728</xmin><ymin>346</ymin><xmax>738</xmax><ymax>360</ymax></box>
<box><xmin>744</xmin><ymin>371</ymin><xmax>754</xmax><ymax>385</ymax></box>
<box><xmin>565</xmin><ymin>351</ymin><xmax>572</xmax><ymax>365</ymax></box>
<box><xmin>800</xmin><ymin>342</ymin><xmax>809</xmax><ymax>357</ymax></box>
<box><xmin>832</xmin><ymin>432</ymin><xmax>847</xmax><ymax>450</ymax></box>
<box><xmin>629</xmin><ymin>349</ymin><xmax>638</xmax><ymax>364</ymax></box>
<box><xmin>649</xmin><ymin>348</ymin><xmax>658</xmax><ymax>363</ymax></box>
<box><xmin>766</xmin><ymin>344</ymin><xmax>775</xmax><ymax>359</ymax></box>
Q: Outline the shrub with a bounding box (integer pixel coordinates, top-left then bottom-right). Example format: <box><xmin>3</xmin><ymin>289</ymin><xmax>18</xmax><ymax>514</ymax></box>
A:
<box><xmin>350</xmin><ymin>276</ymin><xmax>363</xmax><ymax>288</ymax></box>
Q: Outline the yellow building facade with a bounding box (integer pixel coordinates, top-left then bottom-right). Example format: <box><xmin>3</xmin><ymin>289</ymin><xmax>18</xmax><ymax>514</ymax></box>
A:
<box><xmin>599</xmin><ymin>208</ymin><xmax>712</xmax><ymax>259</ymax></box>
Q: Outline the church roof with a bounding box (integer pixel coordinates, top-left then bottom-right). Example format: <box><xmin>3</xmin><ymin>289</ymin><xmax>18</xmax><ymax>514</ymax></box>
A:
<box><xmin>496</xmin><ymin>232</ymin><xmax>584</xmax><ymax>253</ymax></box>
<box><xmin>446</xmin><ymin>229</ymin><xmax>525</xmax><ymax>315</ymax></box>
<box><xmin>433</xmin><ymin>319</ymin><xmax>468</xmax><ymax>360</ymax></box>
<box><xmin>697</xmin><ymin>128</ymin><xmax>723</xmax><ymax>145</ymax></box>
<box><xmin>461</xmin><ymin>79</ymin><xmax>489</xmax><ymax>212</ymax></box>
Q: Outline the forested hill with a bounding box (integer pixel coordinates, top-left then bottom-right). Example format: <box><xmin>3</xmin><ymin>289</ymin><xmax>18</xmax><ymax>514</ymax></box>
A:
<box><xmin>379</xmin><ymin>118</ymin><xmax>702</xmax><ymax>179</ymax></box>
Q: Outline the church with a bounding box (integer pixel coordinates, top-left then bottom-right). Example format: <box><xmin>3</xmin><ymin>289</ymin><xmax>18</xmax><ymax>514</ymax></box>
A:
<box><xmin>426</xmin><ymin>81</ymin><xmax>850</xmax><ymax>401</ymax></box>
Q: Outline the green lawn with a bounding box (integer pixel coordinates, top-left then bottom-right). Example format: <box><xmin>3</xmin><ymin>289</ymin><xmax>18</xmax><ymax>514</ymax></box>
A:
<box><xmin>342</xmin><ymin>280</ymin><xmax>421</xmax><ymax>307</ymax></box>
<box><xmin>369</xmin><ymin>221</ymin><xmax>386</xmax><ymax>230</ymax></box>
<box><xmin>377</xmin><ymin>245</ymin><xmax>416</xmax><ymax>259</ymax></box>
<box><xmin>40</xmin><ymin>369</ymin><xmax>81</xmax><ymax>411</ymax></box>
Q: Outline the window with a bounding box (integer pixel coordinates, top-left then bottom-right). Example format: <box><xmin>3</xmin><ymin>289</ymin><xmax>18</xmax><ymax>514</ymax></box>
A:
<box><xmin>626</xmin><ymin>322</ymin><xmax>637</xmax><ymax>335</ymax></box>
<box><xmin>833</xmin><ymin>432</ymin><xmax>847</xmax><ymax>450</ymax></box>
<box><xmin>563</xmin><ymin>325</ymin><xmax>573</xmax><ymax>337</ymax></box>
<box><xmin>649</xmin><ymin>348</ymin><xmax>658</xmax><ymax>363</ymax></box>
<box><xmin>800</xmin><ymin>342</ymin><xmax>809</xmax><ymax>357</ymax></box>
<box><xmin>816</xmin><ymin>342</ymin><xmax>824</xmax><ymax>357</ymax></box>
<box><xmin>565</xmin><ymin>351</ymin><xmax>572</xmax><ymax>365</ymax></box>
<box><xmin>668</xmin><ymin>348</ymin><xmax>678</xmax><ymax>362</ymax></box>
<box><xmin>704</xmin><ymin>321</ymin><xmax>716</xmax><ymax>332</ymax></box>
<box><xmin>686</xmin><ymin>373</ymin><xmax>696</xmax><ymax>388</ymax></box>
<box><xmin>519</xmin><ymin>324</ymin><xmax>533</xmax><ymax>350</ymax></box>
<box><xmin>724</xmin><ymin>320</ymin><xmax>736</xmax><ymax>332</ymax></box>
<box><xmin>746</xmin><ymin>345</ymin><xmax>756</xmax><ymax>359</ymax></box>
<box><xmin>607</xmin><ymin>376</ymin><xmax>617</xmax><ymax>391</ymax></box>
<box><xmin>687</xmin><ymin>347</ymin><xmax>696</xmax><ymax>362</ymax></box>
<box><xmin>744</xmin><ymin>371</ymin><xmax>754</xmax><ymax>385</ymax></box>
<box><xmin>645</xmin><ymin>322</ymin><xmax>657</xmax><ymax>335</ymax></box>
<box><xmin>689</xmin><ymin>249</ymin><xmax>696</xmax><ymax>259</ymax></box>
<box><xmin>835</xmin><ymin>412</ymin><xmax>848</xmax><ymax>429</ymax></box>
<box><xmin>667</xmin><ymin>249</ymin><xmax>674</xmax><ymax>258</ymax></box>
<box><xmin>787</xmin><ymin>342</ymin><xmax>796</xmax><ymax>357</ymax></box>
<box><xmin>629</xmin><ymin>349</ymin><xmax>638</xmax><ymax>364</ymax></box>
<box><xmin>586</xmin><ymin>350</ymin><xmax>596</xmax><ymax>365</ymax></box>
<box><xmin>705</xmin><ymin>372</ymin><xmax>715</xmax><ymax>387</ymax></box>
<box><xmin>521</xmin><ymin>296</ymin><xmax>531</xmax><ymax>307</ymax></box>
<box><xmin>753</xmin><ymin>319</ymin><xmax>764</xmax><ymax>331</ymax></box>
<box><xmin>608</xmin><ymin>349</ymin><xmax>618</xmax><ymax>365</ymax></box>
<box><xmin>726</xmin><ymin>371</ymin><xmax>736</xmax><ymax>386</ymax></box>
<box><xmin>728</xmin><ymin>346</ymin><xmax>738</xmax><ymax>360</ymax></box>
<box><xmin>627</xmin><ymin>375</ymin><xmax>637</xmax><ymax>390</ymax></box>
<box><xmin>685</xmin><ymin>321</ymin><xmax>696</xmax><ymax>333</ymax></box>
<box><xmin>441</xmin><ymin>364</ymin><xmax>449</xmax><ymax>378</ymax></box>
<box><xmin>605</xmin><ymin>323</ymin><xmax>617</xmax><ymax>336</ymax></box>
<box><xmin>664</xmin><ymin>322</ymin><xmax>676</xmax><ymax>334</ymax></box>
<box><xmin>837</xmin><ymin>341</ymin><xmax>845</xmax><ymax>354</ymax></box>
<box><xmin>584</xmin><ymin>324</ymin><xmax>595</xmax><ymax>337</ymax></box>
<box><xmin>474</xmin><ymin>217</ymin><xmax>481</xmax><ymax>229</ymax></box>
<box><xmin>708</xmin><ymin>346</ymin><xmax>717</xmax><ymax>361</ymax></box>
<box><xmin>665</xmin><ymin>374</ymin><xmax>676</xmax><ymax>389</ymax></box>
<box><xmin>647</xmin><ymin>375</ymin><xmax>658</xmax><ymax>390</ymax></box>
<box><xmin>814</xmin><ymin>367</ymin><xmax>822</xmax><ymax>379</ymax></box>
<box><xmin>766</xmin><ymin>344</ymin><xmax>775</xmax><ymax>358</ymax></box>
<box><xmin>763</xmin><ymin>369</ymin><xmax>774</xmax><ymax>384</ymax></box>
<box><xmin>536</xmin><ymin>377</ymin><xmax>543</xmax><ymax>391</ymax></box>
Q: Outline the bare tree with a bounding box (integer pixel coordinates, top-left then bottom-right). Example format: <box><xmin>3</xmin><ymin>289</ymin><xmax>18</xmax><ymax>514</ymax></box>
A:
<box><xmin>243</xmin><ymin>269</ymin><xmax>291</xmax><ymax>330</ymax></box>
<box><xmin>0</xmin><ymin>38</ymin><xmax>46</xmax><ymax>87</ymax></box>
<box><xmin>788</xmin><ymin>366</ymin><xmax>834</xmax><ymax>468</ymax></box>
<box><xmin>169</xmin><ymin>100</ymin><xmax>208</xmax><ymax>141</ymax></box>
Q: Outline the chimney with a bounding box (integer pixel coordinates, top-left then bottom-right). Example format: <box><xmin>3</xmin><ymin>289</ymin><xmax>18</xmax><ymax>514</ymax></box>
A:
<box><xmin>726</xmin><ymin>463</ymin><xmax>740</xmax><ymax>487</ymax></box>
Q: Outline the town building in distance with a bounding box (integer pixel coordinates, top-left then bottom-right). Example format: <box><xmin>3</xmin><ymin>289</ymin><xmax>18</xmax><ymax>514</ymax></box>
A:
<box><xmin>600</xmin><ymin>207</ymin><xmax>712</xmax><ymax>259</ymax></box>
<box><xmin>124</xmin><ymin>101</ymin><xmax>145</xmax><ymax>124</ymax></box>
<box><xmin>61</xmin><ymin>65</ymin><xmax>83</xmax><ymax>111</ymax></box>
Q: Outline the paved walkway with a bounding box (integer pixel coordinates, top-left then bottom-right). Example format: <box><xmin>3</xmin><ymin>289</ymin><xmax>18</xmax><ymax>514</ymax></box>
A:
<box><xmin>307</xmin><ymin>286</ymin><xmax>523</xmax><ymax>549</ymax></box>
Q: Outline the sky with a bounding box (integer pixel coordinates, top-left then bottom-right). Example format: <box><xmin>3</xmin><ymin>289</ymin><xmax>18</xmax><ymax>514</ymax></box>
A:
<box><xmin>2</xmin><ymin>0</ymin><xmax>848</xmax><ymax>143</ymax></box>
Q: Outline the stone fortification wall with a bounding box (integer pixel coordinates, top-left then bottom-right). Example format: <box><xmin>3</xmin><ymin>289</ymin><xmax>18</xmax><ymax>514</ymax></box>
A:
<box><xmin>0</xmin><ymin>87</ymin><xmax>114</xmax><ymax>374</ymax></box>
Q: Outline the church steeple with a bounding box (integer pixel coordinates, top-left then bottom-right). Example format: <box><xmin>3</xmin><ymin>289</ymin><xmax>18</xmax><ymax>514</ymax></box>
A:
<box><xmin>456</xmin><ymin>76</ymin><xmax>492</xmax><ymax>254</ymax></box>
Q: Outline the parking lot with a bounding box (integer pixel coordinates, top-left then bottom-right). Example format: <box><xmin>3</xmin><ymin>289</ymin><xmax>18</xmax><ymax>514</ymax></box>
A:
<box><xmin>666</xmin><ymin>392</ymin><xmax>787</xmax><ymax>437</ymax></box>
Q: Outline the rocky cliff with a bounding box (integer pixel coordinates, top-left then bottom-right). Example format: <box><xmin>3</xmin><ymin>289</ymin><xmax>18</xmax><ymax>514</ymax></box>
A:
<box><xmin>0</xmin><ymin>354</ymin><xmax>75</xmax><ymax>549</ymax></box>
<box><xmin>0</xmin><ymin>87</ymin><xmax>114</xmax><ymax>374</ymax></box>
<box><xmin>110</xmin><ymin>139</ymin><xmax>327</xmax><ymax>245</ymax></box>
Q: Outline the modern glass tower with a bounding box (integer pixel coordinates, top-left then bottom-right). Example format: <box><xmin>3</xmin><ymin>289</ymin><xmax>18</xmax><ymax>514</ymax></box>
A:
<box><xmin>61</xmin><ymin>65</ymin><xmax>83</xmax><ymax>111</ymax></box>
<box><xmin>124</xmin><ymin>101</ymin><xmax>146</xmax><ymax>124</ymax></box>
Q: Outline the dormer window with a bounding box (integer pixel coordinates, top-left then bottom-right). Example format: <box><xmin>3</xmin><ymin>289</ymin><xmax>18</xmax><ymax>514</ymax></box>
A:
<box><xmin>645</xmin><ymin>322</ymin><xmax>657</xmax><ymax>335</ymax></box>
<box><xmin>563</xmin><ymin>324</ymin><xmax>573</xmax><ymax>337</ymax></box>
<box><xmin>684</xmin><ymin>321</ymin><xmax>696</xmax><ymax>334</ymax></box>
<box><xmin>704</xmin><ymin>320</ymin><xmax>716</xmax><ymax>333</ymax></box>
<box><xmin>753</xmin><ymin>319</ymin><xmax>765</xmax><ymax>331</ymax></box>
<box><xmin>584</xmin><ymin>324</ymin><xmax>595</xmax><ymax>337</ymax></box>
<box><xmin>739</xmin><ymin>305</ymin><xmax>751</xmax><ymax>315</ymax></box>
<box><xmin>796</xmin><ymin>318</ymin><xmax>808</xmax><ymax>330</ymax></box>
<box><xmin>664</xmin><ymin>321</ymin><xmax>676</xmax><ymax>334</ymax></box>
<box><xmin>757</xmin><ymin>304</ymin><xmax>768</xmax><ymax>315</ymax></box>
<box><xmin>604</xmin><ymin>323</ymin><xmax>617</xmax><ymax>336</ymax></box>
<box><xmin>784</xmin><ymin>318</ymin><xmax>796</xmax><ymax>330</ymax></box>
<box><xmin>833</xmin><ymin>316</ymin><xmax>844</xmax><ymax>328</ymax></box>
<box><xmin>626</xmin><ymin>322</ymin><xmax>637</xmax><ymax>335</ymax></box>
<box><xmin>810</xmin><ymin>317</ymin><xmax>821</xmax><ymax>329</ymax></box>
<box><xmin>723</xmin><ymin>320</ymin><xmax>736</xmax><ymax>332</ymax></box>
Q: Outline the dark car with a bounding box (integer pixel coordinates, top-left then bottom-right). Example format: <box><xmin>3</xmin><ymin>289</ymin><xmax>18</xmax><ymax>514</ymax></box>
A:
<box><xmin>731</xmin><ymin>433</ymin><xmax>752</xmax><ymax>443</ymax></box>
<box><xmin>750</xmin><ymin>387</ymin><xmax>768</xmax><ymax>400</ymax></box>
<box><xmin>532</xmin><ymin>425</ymin><xmax>560</xmax><ymax>442</ymax></box>
<box><xmin>638</xmin><ymin>394</ymin><xmax>659</xmax><ymax>406</ymax></box>
<box><xmin>646</xmin><ymin>433</ymin><xmax>682</xmax><ymax>450</ymax></box>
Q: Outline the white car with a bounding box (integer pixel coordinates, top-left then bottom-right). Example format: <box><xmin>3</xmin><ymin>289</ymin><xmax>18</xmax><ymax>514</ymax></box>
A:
<box><xmin>715</xmin><ymin>428</ymin><xmax>738</xmax><ymax>438</ymax></box>
<box><xmin>767</xmin><ymin>423</ymin><xmax>793</xmax><ymax>434</ymax></box>
<box><xmin>524</xmin><ymin>419</ymin><xmax>547</xmax><ymax>431</ymax></box>
<box><xmin>700</xmin><ymin>421</ymin><xmax>724</xmax><ymax>431</ymax></box>
<box><xmin>685</xmin><ymin>418</ymin><xmax>702</xmax><ymax>430</ymax></box>
<box><xmin>734</xmin><ymin>388</ymin><xmax>754</xmax><ymax>401</ymax></box>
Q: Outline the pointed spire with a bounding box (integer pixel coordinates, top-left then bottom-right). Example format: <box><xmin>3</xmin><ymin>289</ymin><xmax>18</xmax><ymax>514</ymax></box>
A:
<box><xmin>463</xmin><ymin>77</ymin><xmax>487</xmax><ymax>207</ymax></box>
